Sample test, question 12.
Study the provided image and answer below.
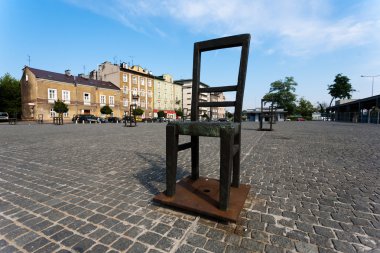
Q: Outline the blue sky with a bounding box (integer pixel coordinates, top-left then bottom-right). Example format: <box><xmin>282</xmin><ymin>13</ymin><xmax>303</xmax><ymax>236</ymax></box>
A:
<box><xmin>1</xmin><ymin>0</ymin><xmax>380</xmax><ymax>109</ymax></box>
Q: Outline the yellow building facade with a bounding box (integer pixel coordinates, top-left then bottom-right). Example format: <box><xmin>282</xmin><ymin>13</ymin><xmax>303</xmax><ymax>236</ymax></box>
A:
<box><xmin>21</xmin><ymin>67</ymin><xmax>120</xmax><ymax>122</ymax></box>
<box><xmin>97</xmin><ymin>62</ymin><xmax>154</xmax><ymax>118</ymax></box>
<box><xmin>153</xmin><ymin>74</ymin><xmax>183</xmax><ymax>119</ymax></box>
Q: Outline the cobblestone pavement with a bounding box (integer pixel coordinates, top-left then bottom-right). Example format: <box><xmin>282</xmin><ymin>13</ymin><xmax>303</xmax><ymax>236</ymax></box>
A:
<box><xmin>0</xmin><ymin>121</ymin><xmax>379</xmax><ymax>253</ymax></box>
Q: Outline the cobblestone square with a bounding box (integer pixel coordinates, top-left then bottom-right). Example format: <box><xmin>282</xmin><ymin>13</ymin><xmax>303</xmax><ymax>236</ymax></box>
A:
<box><xmin>0</xmin><ymin>122</ymin><xmax>379</xmax><ymax>252</ymax></box>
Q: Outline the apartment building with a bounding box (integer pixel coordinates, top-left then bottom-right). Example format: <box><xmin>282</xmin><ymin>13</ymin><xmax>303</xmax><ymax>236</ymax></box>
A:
<box><xmin>20</xmin><ymin>67</ymin><xmax>120</xmax><ymax>121</ymax></box>
<box><xmin>96</xmin><ymin>61</ymin><xmax>154</xmax><ymax>118</ymax></box>
<box><xmin>153</xmin><ymin>74</ymin><xmax>183</xmax><ymax>119</ymax></box>
<box><xmin>210</xmin><ymin>92</ymin><xmax>226</xmax><ymax>120</ymax></box>
<box><xmin>174</xmin><ymin>79</ymin><xmax>211</xmax><ymax>119</ymax></box>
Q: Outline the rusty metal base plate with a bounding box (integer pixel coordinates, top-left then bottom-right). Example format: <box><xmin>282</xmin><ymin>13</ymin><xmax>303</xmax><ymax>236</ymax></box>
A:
<box><xmin>153</xmin><ymin>176</ymin><xmax>250</xmax><ymax>222</ymax></box>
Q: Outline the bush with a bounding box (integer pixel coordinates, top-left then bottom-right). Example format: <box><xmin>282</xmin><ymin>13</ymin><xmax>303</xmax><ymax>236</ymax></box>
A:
<box><xmin>100</xmin><ymin>105</ymin><xmax>113</xmax><ymax>115</ymax></box>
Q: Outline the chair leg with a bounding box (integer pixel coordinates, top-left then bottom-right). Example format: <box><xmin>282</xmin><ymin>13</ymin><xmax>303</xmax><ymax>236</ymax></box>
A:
<box><xmin>166</xmin><ymin>125</ymin><xmax>178</xmax><ymax>197</ymax></box>
<box><xmin>191</xmin><ymin>136</ymin><xmax>199</xmax><ymax>180</ymax></box>
<box><xmin>219</xmin><ymin>127</ymin><xmax>234</xmax><ymax>211</ymax></box>
<box><xmin>232</xmin><ymin>126</ymin><xmax>241</xmax><ymax>188</ymax></box>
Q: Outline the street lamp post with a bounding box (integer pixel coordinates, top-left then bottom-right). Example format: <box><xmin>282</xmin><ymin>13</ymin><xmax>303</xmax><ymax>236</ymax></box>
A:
<box><xmin>361</xmin><ymin>75</ymin><xmax>380</xmax><ymax>96</ymax></box>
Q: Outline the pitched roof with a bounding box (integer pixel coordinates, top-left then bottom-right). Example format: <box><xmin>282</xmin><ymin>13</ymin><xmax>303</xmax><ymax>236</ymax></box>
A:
<box><xmin>26</xmin><ymin>67</ymin><xmax>119</xmax><ymax>90</ymax></box>
<box><xmin>27</xmin><ymin>67</ymin><xmax>75</xmax><ymax>83</ymax></box>
<box><xmin>76</xmin><ymin>76</ymin><xmax>119</xmax><ymax>90</ymax></box>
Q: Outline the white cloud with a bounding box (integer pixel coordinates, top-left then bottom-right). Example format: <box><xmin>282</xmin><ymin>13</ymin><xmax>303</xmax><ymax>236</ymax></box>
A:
<box><xmin>65</xmin><ymin>0</ymin><xmax>380</xmax><ymax>56</ymax></box>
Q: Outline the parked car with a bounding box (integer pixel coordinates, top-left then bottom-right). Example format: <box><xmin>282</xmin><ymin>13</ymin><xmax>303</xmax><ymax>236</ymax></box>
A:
<box><xmin>73</xmin><ymin>114</ymin><xmax>98</xmax><ymax>123</ymax></box>
<box><xmin>0</xmin><ymin>112</ymin><xmax>9</xmax><ymax>122</ymax></box>
<box><xmin>97</xmin><ymin>117</ymin><xmax>107</xmax><ymax>123</ymax></box>
<box><xmin>142</xmin><ymin>118</ymin><xmax>153</xmax><ymax>123</ymax></box>
<box><xmin>107</xmin><ymin>117</ymin><xmax>120</xmax><ymax>123</ymax></box>
<box><xmin>158</xmin><ymin>117</ymin><xmax>167</xmax><ymax>123</ymax></box>
<box><xmin>297</xmin><ymin>117</ymin><xmax>305</xmax><ymax>121</ymax></box>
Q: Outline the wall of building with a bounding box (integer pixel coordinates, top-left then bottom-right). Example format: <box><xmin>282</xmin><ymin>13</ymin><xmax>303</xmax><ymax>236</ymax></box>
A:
<box><xmin>21</xmin><ymin>69</ymin><xmax>121</xmax><ymax>122</ymax></box>
<box><xmin>98</xmin><ymin>62</ymin><xmax>120</xmax><ymax>87</ymax></box>
<box><xmin>153</xmin><ymin>74</ymin><xmax>183</xmax><ymax>118</ymax></box>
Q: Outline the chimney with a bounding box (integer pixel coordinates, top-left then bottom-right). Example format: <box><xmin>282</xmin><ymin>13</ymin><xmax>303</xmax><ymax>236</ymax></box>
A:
<box><xmin>65</xmin><ymin>69</ymin><xmax>71</xmax><ymax>76</ymax></box>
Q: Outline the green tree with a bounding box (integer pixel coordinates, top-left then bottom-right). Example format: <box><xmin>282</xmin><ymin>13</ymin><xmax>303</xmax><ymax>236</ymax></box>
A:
<box><xmin>175</xmin><ymin>108</ymin><xmax>184</xmax><ymax>118</ymax></box>
<box><xmin>201</xmin><ymin>113</ymin><xmax>209</xmax><ymax>120</ymax></box>
<box><xmin>157</xmin><ymin>110</ymin><xmax>166</xmax><ymax>118</ymax></box>
<box><xmin>53</xmin><ymin>99</ymin><xmax>68</xmax><ymax>117</ymax></box>
<box><xmin>133</xmin><ymin>107</ymin><xmax>144</xmax><ymax>116</ymax></box>
<box><xmin>296</xmin><ymin>98</ymin><xmax>315</xmax><ymax>120</ymax></box>
<box><xmin>226</xmin><ymin>111</ymin><xmax>233</xmax><ymax>119</ymax></box>
<box><xmin>0</xmin><ymin>73</ymin><xmax>21</xmax><ymax>117</ymax></box>
<box><xmin>327</xmin><ymin>74</ymin><xmax>355</xmax><ymax>108</ymax></box>
<box><xmin>100</xmin><ymin>105</ymin><xmax>113</xmax><ymax>115</ymax></box>
<box><xmin>263</xmin><ymin>76</ymin><xmax>297</xmax><ymax>115</ymax></box>
<box><xmin>317</xmin><ymin>101</ymin><xmax>328</xmax><ymax>113</ymax></box>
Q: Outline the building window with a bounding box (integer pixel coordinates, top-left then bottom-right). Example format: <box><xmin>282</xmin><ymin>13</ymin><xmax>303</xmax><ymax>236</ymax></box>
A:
<box><xmin>50</xmin><ymin>108</ymin><xmax>56</xmax><ymax>118</ymax></box>
<box><xmin>62</xmin><ymin>90</ymin><xmax>70</xmax><ymax>103</ymax></box>
<box><xmin>148</xmin><ymin>79</ymin><xmax>152</xmax><ymax>87</ymax></box>
<box><xmin>123</xmin><ymin>99</ymin><xmax>128</xmax><ymax>107</ymax></box>
<box><xmin>141</xmin><ymin>101</ymin><xmax>146</xmax><ymax>107</ymax></box>
<box><xmin>132</xmin><ymin>88</ymin><xmax>138</xmax><ymax>96</ymax></box>
<box><xmin>157</xmin><ymin>82</ymin><xmax>160</xmax><ymax>88</ymax></box>
<box><xmin>48</xmin><ymin>88</ymin><xmax>57</xmax><ymax>103</ymax></box>
<box><xmin>132</xmin><ymin>76</ymin><xmax>137</xmax><ymax>84</ymax></box>
<box><xmin>123</xmin><ymin>74</ymin><xmax>128</xmax><ymax>82</ymax></box>
<box><xmin>109</xmin><ymin>96</ymin><xmax>114</xmax><ymax>107</ymax></box>
<box><xmin>84</xmin><ymin>93</ymin><xmax>91</xmax><ymax>105</ymax></box>
<box><xmin>100</xmin><ymin>95</ymin><xmax>106</xmax><ymax>105</ymax></box>
<box><xmin>140</xmin><ymin>77</ymin><xmax>145</xmax><ymax>85</ymax></box>
<box><xmin>148</xmin><ymin>90</ymin><xmax>152</xmax><ymax>98</ymax></box>
<box><xmin>123</xmin><ymin>86</ymin><xmax>128</xmax><ymax>94</ymax></box>
<box><xmin>63</xmin><ymin>112</ymin><xmax>69</xmax><ymax>118</ymax></box>
<box><xmin>140</xmin><ymin>89</ymin><xmax>145</xmax><ymax>96</ymax></box>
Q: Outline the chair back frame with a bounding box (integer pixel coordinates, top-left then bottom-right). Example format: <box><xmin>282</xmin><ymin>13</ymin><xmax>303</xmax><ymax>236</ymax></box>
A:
<box><xmin>191</xmin><ymin>34</ymin><xmax>251</xmax><ymax>122</ymax></box>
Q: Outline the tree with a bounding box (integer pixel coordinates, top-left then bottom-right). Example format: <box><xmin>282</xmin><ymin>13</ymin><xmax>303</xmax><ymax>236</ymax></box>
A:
<box><xmin>201</xmin><ymin>113</ymin><xmax>209</xmax><ymax>120</ymax></box>
<box><xmin>157</xmin><ymin>110</ymin><xmax>166</xmax><ymax>118</ymax></box>
<box><xmin>226</xmin><ymin>111</ymin><xmax>233</xmax><ymax>119</ymax></box>
<box><xmin>100</xmin><ymin>105</ymin><xmax>113</xmax><ymax>115</ymax></box>
<box><xmin>175</xmin><ymin>108</ymin><xmax>184</xmax><ymax>118</ymax></box>
<box><xmin>263</xmin><ymin>76</ymin><xmax>297</xmax><ymax>116</ymax></box>
<box><xmin>327</xmin><ymin>74</ymin><xmax>355</xmax><ymax>108</ymax></box>
<box><xmin>0</xmin><ymin>73</ymin><xmax>21</xmax><ymax>117</ymax></box>
<box><xmin>53</xmin><ymin>99</ymin><xmax>68</xmax><ymax>117</ymax></box>
<box><xmin>133</xmin><ymin>107</ymin><xmax>144</xmax><ymax>116</ymax></box>
<box><xmin>296</xmin><ymin>98</ymin><xmax>315</xmax><ymax>120</ymax></box>
<box><xmin>317</xmin><ymin>101</ymin><xmax>328</xmax><ymax>113</ymax></box>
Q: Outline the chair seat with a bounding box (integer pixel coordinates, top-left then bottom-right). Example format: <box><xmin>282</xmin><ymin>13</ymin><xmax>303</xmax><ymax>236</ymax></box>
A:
<box><xmin>168</xmin><ymin>121</ymin><xmax>240</xmax><ymax>137</ymax></box>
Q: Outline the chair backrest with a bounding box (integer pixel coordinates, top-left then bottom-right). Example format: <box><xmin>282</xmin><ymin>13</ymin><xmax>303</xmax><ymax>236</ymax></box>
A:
<box><xmin>191</xmin><ymin>34</ymin><xmax>251</xmax><ymax>122</ymax></box>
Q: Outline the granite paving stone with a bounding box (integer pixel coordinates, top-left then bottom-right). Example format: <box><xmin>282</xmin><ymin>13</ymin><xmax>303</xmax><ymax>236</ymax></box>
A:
<box><xmin>0</xmin><ymin>122</ymin><xmax>378</xmax><ymax>252</ymax></box>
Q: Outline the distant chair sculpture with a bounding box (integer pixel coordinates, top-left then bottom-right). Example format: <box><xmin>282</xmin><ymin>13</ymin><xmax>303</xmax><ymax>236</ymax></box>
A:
<box><xmin>154</xmin><ymin>34</ymin><xmax>251</xmax><ymax>221</ymax></box>
<box><xmin>37</xmin><ymin>114</ymin><xmax>43</xmax><ymax>124</ymax></box>
<box><xmin>53</xmin><ymin>115</ymin><xmax>63</xmax><ymax>125</ymax></box>
<box><xmin>259</xmin><ymin>99</ymin><xmax>274</xmax><ymax>131</ymax></box>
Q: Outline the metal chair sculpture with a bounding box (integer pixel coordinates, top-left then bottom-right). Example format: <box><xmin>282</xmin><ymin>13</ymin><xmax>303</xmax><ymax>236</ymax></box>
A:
<box><xmin>125</xmin><ymin>104</ymin><xmax>137</xmax><ymax>127</ymax></box>
<box><xmin>37</xmin><ymin>114</ymin><xmax>43</xmax><ymax>124</ymax></box>
<box><xmin>154</xmin><ymin>34</ymin><xmax>251</xmax><ymax>221</ymax></box>
<box><xmin>259</xmin><ymin>99</ymin><xmax>274</xmax><ymax>131</ymax></box>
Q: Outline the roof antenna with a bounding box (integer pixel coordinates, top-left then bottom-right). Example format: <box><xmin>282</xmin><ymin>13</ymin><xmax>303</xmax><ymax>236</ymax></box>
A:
<box><xmin>129</xmin><ymin>56</ymin><xmax>134</xmax><ymax>66</ymax></box>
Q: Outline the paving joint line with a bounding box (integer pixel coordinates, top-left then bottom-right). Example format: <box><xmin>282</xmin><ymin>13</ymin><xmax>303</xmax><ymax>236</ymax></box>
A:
<box><xmin>169</xmin><ymin>216</ymin><xmax>200</xmax><ymax>253</ymax></box>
